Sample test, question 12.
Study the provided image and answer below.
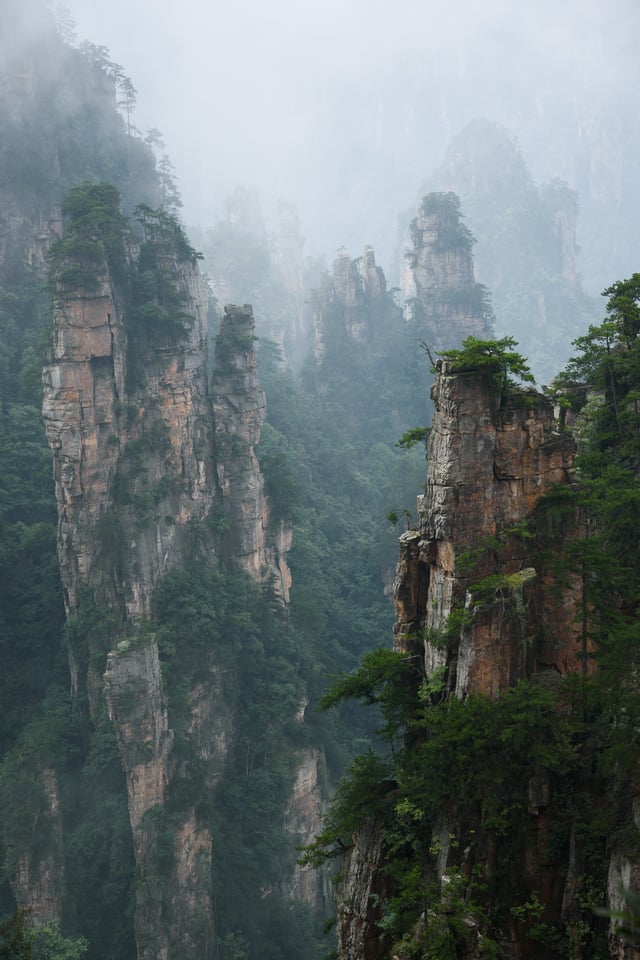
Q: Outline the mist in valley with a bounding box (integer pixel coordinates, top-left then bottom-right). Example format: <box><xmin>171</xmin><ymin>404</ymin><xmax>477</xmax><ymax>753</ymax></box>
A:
<box><xmin>2</xmin><ymin>5</ymin><xmax>640</xmax><ymax>958</ymax></box>
<box><xmin>61</xmin><ymin>0</ymin><xmax>640</xmax><ymax>297</ymax></box>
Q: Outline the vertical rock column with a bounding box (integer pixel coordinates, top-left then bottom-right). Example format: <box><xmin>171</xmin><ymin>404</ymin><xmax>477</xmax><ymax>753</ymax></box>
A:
<box><xmin>402</xmin><ymin>192</ymin><xmax>493</xmax><ymax>353</ymax></box>
<box><xmin>43</xmin><ymin>248</ymin><xmax>221</xmax><ymax>960</ymax></box>
<box><xmin>212</xmin><ymin>304</ymin><xmax>292</xmax><ymax>600</ymax></box>
<box><xmin>394</xmin><ymin>361</ymin><xmax>578</xmax><ymax>695</ymax></box>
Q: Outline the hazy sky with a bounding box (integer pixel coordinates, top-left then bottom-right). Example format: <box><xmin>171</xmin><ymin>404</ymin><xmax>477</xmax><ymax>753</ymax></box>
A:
<box><xmin>63</xmin><ymin>0</ymin><xmax>639</xmax><ymax>272</ymax></box>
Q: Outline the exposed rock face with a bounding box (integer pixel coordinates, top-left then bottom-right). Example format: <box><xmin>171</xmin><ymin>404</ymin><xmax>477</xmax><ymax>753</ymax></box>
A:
<box><xmin>104</xmin><ymin>640</ymin><xmax>174</xmax><ymax>832</ymax></box>
<box><xmin>335</xmin><ymin>820</ymin><xmax>392</xmax><ymax>960</ymax></box>
<box><xmin>312</xmin><ymin>247</ymin><xmax>398</xmax><ymax>364</ymax></box>
<box><xmin>212</xmin><ymin>303</ymin><xmax>292</xmax><ymax>599</ymax></box>
<box><xmin>336</xmin><ymin>361</ymin><xmax>582</xmax><ymax>960</ymax></box>
<box><xmin>403</xmin><ymin>193</ymin><xmax>492</xmax><ymax>353</ymax></box>
<box><xmin>41</xmin><ymin>228</ymin><xmax>293</xmax><ymax>958</ymax></box>
<box><xmin>42</xmin><ymin>256</ymin><xmax>215</xmax><ymax>623</ymax></box>
<box><xmin>286</xmin><ymin>748</ymin><xmax>331</xmax><ymax>911</ymax></box>
<box><xmin>12</xmin><ymin>769</ymin><xmax>65</xmax><ymax>923</ymax></box>
<box><xmin>608</xmin><ymin>813</ymin><xmax>640</xmax><ymax>960</ymax></box>
<box><xmin>41</xmin><ymin>244</ymin><xmax>221</xmax><ymax>958</ymax></box>
<box><xmin>394</xmin><ymin>362</ymin><xmax>580</xmax><ymax>696</ymax></box>
<box><xmin>104</xmin><ymin>638</ymin><xmax>179</xmax><ymax>960</ymax></box>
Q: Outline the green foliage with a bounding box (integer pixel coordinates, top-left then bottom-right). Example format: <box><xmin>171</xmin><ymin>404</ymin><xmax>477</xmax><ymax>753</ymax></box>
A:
<box><xmin>320</xmin><ymin>649</ymin><xmax>422</xmax><ymax>743</ymax></box>
<box><xmin>29</xmin><ymin>922</ymin><xmax>88</xmax><ymax>960</ymax></box>
<box><xmin>300</xmin><ymin>750</ymin><xmax>395</xmax><ymax>868</ymax></box>
<box><xmin>308</xmin><ymin>276</ymin><xmax>640</xmax><ymax>957</ymax></box>
<box><xmin>0</xmin><ymin>413</ymin><xmax>65</xmax><ymax>755</ymax></box>
<box><xmin>63</xmin><ymin>708</ymin><xmax>136</xmax><ymax>959</ymax></box>
<box><xmin>438</xmin><ymin>335</ymin><xmax>536</xmax><ymax>388</ymax></box>
<box><xmin>48</xmin><ymin>183</ymin><xmax>130</xmax><ymax>290</ymax></box>
<box><xmin>256</xmin><ymin>422</ymin><xmax>301</xmax><ymax>523</ymax></box>
<box><xmin>0</xmin><ymin>688</ymin><xmax>76</xmax><ymax>875</ymax></box>
<box><xmin>302</xmin><ymin>261</ymin><xmax>430</xmax><ymax>448</ymax></box>
<box><xmin>396</xmin><ymin>427</ymin><xmax>430</xmax><ymax>451</ymax></box>
<box><xmin>0</xmin><ymin>14</ymin><xmax>189</xmax><ymax>959</ymax></box>
<box><xmin>64</xmin><ymin>592</ymin><xmax>119</xmax><ymax>680</ymax></box>
<box><xmin>125</xmin><ymin>206</ymin><xmax>200</xmax><ymax>389</ymax></box>
<box><xmin>134</xmin><ymin>204</ymin><xmax>201</xmax><ymax>265</ymax></box>
<box><xmin>410</xmin><ymin>193</ymin><xmax>475</xmax><ymax>253</ymax></box>
<box><xmin>152</xmin><ymin>561</ymin><xmax>325</xmax><ymax>960</ymax></box>
<box><xmin>0</xmin><ymin>909</ymin><xmax>32</xmax><ymax>960</ymax></box>
<box><xmin>549</xmin><ymin>275</ymin><xmax>640</xmax><ymax>690</ymax></box>
<box><xmin>308</xmin><ymin>673</ymin><xmax>606</xmax><ymax>954</ymax></box>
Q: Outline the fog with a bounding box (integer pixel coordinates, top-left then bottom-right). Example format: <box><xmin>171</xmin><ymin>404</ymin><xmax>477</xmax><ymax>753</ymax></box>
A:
<box><xmin>63</xmin><ymin>0</ymin><xmax>639</xmax><ymax>284</ymax></box>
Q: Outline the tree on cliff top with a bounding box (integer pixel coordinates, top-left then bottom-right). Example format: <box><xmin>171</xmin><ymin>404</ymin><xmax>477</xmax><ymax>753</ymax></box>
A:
<box><xmin>438</xmin><ymin>335</ymin><xmax>536</xmax><ymax>388</ymax></box>
<box><xmin>410</xmin><ymin>192</ymin><xmax>475</xmax><ymax>253</ymax></box>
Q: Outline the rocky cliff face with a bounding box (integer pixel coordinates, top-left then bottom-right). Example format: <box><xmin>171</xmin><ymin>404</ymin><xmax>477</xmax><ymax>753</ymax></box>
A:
<box><xmin>285</xmin><ymin>748</ymin><xmax>331</xmax><ymax>909</ymax></box>
<box><xmin>11</xmin><ymin>769</ymin><xmax>65</xmax><ymax>923</ymax></box>
<box><xmin>335</xmin><ymin>820</ymin><xmax>391</xmax><ymax>960</ymax></box>
<box><xmin>394</xmin><ymin>362</ymin><xmax>579</xmax><ymax>694</ymax></box>
<box><xmin>402</xmin><ymin>193</ymin><xmax>492</xmax><ymax>354</ymax></box>
<box><xmin>42</xmin><ymin>238</ymin><xmax>215</xmax><ymax>958</ymax></box>
<box><xmin>212</xmin><ymin>304</ymin><xmax>292</xmax><ymax>599</ymax></box>
<box><xmin>39</xmin><ymin>206</ymin><xmax>294</xmax><ymax>959</ymax></box>
<box><xmin>312</xmin><ymin>246</ymin><xmax>396</xmax><ymax>365</ymax></box>
<box><xmin>42</xmin><ymin>251</ymin><xmax>215</xmax><ymax>625</ymax></box>
<box><xmin>335</xmin><ymin>361</ymin><xmax>586</xmax><ymax>960</ymax></box>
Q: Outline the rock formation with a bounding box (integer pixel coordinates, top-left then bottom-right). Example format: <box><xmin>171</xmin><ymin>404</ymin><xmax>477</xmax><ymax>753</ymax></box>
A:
<box><xmin>42</xmin><ymin>239</ymin><xmax>215</xmax><ymax>626</ymax></box>
<box><xmin>426</xmin><ymin>123</ymin><xmax>595</xmax><ymax>383</ymax></box>
<box><xmin>39</xmin><ymin>196</ymin><xmax>295</xmax><ymax>959</ymax></box>
<box><xmin>311</xmin><ymin>246</ymin><xmax>397</xmax><ymax>365</ymax></box>
<box><xmin>285</xmin><ymin>748</ymin><xmax>331</xmax><ymax>909</ymax></box>
<box><xmin>394</xmin><ymin>361</ymin><xmax>580</xmax><ymax>694</ymax></box>
<box><xmin>402</xmin><ymin>193</ymin><xmax>493</xmax><ymax>354</ymax></box>
<box><xmin>335</xmin><ymin>358</ymin><xmax>587</xmax><ymax>960</ymax></box>
<box><xmin>212</xmin><ymin>304</ymin><xmax>292</xmax><ymax>599</ymax></box>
